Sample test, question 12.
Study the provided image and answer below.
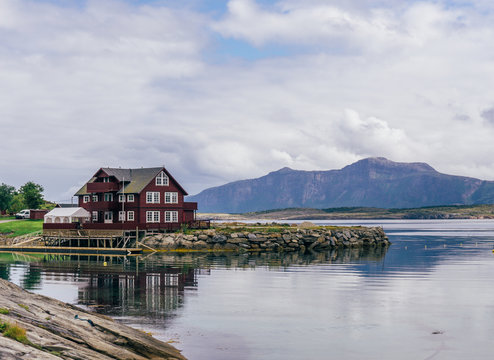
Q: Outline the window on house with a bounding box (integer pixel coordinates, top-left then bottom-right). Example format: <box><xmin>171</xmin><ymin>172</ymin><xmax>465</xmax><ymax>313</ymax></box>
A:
<box><xmin>127</xmin><ymin>211</ymin><xmax>134</xmax><ymax>221</ymax></box>
<box><xmin>146</xmin><ymin>211</ymin><xmax>160</xmax><ymax>223</ymax></box>
<box><xmin>118</xmin><ymin>194</ymin><xmax>125</xmax><ymax>202</ymax></box>
<box><xmin>127</xmin><ymin>194</ymin><xmax>134</xmax><ymax>202</ymax></box>
<box><xmin>165</xmin><ymin>192</ymin><xmax>178</xmax><ymax>204</ymax></box>
<box><xmin>83</xmin><ymin>195</ymin><xmax>90</xmax><ymax>203</ymax></box>
<box><xmin>104</xmin><ymin>193</ymin><xmax>113</xmax><ymax>202</ymax></box>
<box><xmin>103</xmin><ymin>177</ymin><xmax>110</xmax><ymax>182</ymax></box>
<box><xmin>146</xmin><ymin>192</ymin><xmax>159</xmax><ymax>203</ymax></box>
<box><xmin>119</xmin><ymin>211</ymin><xmax>125</xmax><ymax>221</ymax></box>
<box><xmin>92</xmin><ymin>195</ymin><xmax>98</xmax><ymax>202</ymax></box>
<box><xmin>92</xmin><ymin>211</ymin><xmax>98</xmax><ymax>222</ymax></box>
<box><xmin>156</xmin><ymin>171</ymin><xmax>169</xmax><ymax>186</ymax></box>
<box><xmin>165</xmin><ymin>211</ymin><xmax>178</xmax><ymax>223</ymax></box>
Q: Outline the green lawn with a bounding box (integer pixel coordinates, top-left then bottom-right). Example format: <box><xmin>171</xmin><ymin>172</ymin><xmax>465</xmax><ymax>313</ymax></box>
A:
<box><xmin>0</xmin><ymin>220</ymin><xmax>43</xmax><ymax>237</ymax></box>
<box><xmin>0</xmin><ymin>216</ymin><xmax>15</xmax><ymax>220</ymax></box>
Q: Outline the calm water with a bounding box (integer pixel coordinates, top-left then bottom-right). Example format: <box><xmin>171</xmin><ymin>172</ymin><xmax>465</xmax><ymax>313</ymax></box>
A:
<box><xmin>2</xmin><ymin>219</ymin><xmax>494</xmax><ymax>360</ymax></box>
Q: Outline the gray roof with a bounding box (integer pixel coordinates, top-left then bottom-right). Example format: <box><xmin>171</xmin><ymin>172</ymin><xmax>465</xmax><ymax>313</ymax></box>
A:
<box><xmin>56</xmin><ymin>203</ymin><xmax>79</xmax><ymax>208</ymax></box>
<box><xmin>74</xmin><ymin>167</ymin><xmax>188</xmax><ymax>196</ymax></box>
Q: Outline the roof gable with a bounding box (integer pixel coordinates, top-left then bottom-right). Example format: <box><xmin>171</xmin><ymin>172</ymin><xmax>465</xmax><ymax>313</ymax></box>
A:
<box><xmin>74</xmin><ymin>167</ymin><xmax>188</xmax><ymax>196</ymax></box>
<box><xmin>119</xmin><ymin>167</ymin><xmax>188</xmax><ymax>195</ymax></box>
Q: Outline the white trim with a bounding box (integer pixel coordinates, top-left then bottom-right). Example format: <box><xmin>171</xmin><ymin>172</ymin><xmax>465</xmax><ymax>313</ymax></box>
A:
<box><xmin>92</xmin><ymin>194</ymin><xmax>98</xmax><ymax>202</ymax></box>
<box><xmin>118</xmin><ymin>194</ymin><xmax>125</xmax><ymax>203</ymax></box>
<box><xmin>118</xmin><ymin>211</ymin><xmax>125</xmax><ymax>221</ymax></box>
<box><xmin>165</xmin><ymin>211</ymin><xmax>178</xmax><ymax>223</ymax></box>
<box><xmin>104</xmin><ymin>193</ymin><xmax>113</xmax><ymax>202</ymax></box>
<box><xmin>146</xmin><ymin>211</ymin><xmax>160</xmax><ymax>223</ymax></box>
<box><xmin>156</xmin><ymin>171</ymin><xmax>169</xmax><ymax>186</ymax></box>
<box><xmin>127</xmin><ymin>194</ymin><xmax>134</xmax><ymax>202</ymax></box>
<box><xmin>146</xmin><ymin>192</ymin><xmax>160</xmax><ymax>204</ymax></box>
<box><xmin>165</xmin><ymin>192</ymin><xmax>178</xmax><ymax>204</ymax></box>
<box><xmin>104</xmin><ymin>211</ymin><xmax>113</xmax><ymax>223</ymax></box>
<box><xmin>83</xmin><ymin>195</ymin><xmax>90</xmax><ymax>203</ymax></box>
<box><xmin>92</xmin><ymin>211</ymin><xmax>98</xmax><ymax>222</ymax></box>
<box><xmin>127</xmin><ymin>211</ymin><xmax>134</xmax><ymax>221</ymax></box>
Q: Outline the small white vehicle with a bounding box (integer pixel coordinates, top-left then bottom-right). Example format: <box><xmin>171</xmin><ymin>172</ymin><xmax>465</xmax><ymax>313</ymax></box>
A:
<box><xmin>15</xmin><ymin>209</ymin><xmax>31</xmax><ymax>219</ymax></box>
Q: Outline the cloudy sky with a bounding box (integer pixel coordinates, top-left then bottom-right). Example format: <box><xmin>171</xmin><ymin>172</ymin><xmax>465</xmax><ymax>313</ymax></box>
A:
<box><xmin>1</xmin><ymin>0</ymin><xmax>494</xmax><ymax>202</ymax></box>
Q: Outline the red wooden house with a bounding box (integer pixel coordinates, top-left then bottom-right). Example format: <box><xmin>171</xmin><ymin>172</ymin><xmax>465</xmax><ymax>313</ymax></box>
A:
<box><xmin>72</xmin><ymin>167</ymin><xmax>198</xmax><ymax>231</ymax></box>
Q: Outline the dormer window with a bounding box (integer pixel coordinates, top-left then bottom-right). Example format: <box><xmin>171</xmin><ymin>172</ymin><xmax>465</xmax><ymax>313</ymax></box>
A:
<box><xmin>156</xmin><ymin>171</ymin><xmax>169</xmax><ymax>186</ymax></box>
<box><xmin>103</xmin><ymin>177</ymin><xmax>110</xmax><ymax>182</ymax></box>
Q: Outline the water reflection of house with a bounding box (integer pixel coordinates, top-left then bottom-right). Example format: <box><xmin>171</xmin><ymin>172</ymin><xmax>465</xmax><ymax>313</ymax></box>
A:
<box><xmin>24</xmin><ymin>255</ymin><xmax>199</xmax><ymax>318</ymax></box>
<box><xmin>79</xmin><ymin>267</ymin><xmax>197</xmax><ymax>316</ymax></box>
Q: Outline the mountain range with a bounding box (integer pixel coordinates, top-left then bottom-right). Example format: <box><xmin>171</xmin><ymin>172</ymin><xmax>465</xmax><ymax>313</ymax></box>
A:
<box><xmin>187</xmin><ymin>157</ymin><xmax>494</xmax><ymax>213</ymax></box>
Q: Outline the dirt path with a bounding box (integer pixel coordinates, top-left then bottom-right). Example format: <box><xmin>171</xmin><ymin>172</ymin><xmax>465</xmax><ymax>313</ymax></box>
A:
<box><xmin>0</xmin><ymin>219</ymin><xmax>18</xmax><ymax>224</ymax></box>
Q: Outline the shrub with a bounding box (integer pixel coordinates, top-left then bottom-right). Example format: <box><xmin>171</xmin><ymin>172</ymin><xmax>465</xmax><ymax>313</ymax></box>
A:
<box><xmin>0</xmin><ymin>308</ymin><xmax>9</xmax><ymax>315</ymax></box>
<box><xmin>18</xmin><ymin>304</ymin><xmax>29</xmax><ymax>311</ymax></box>
<box><xmin>4</xmin><ymin>323</ymin><xmax>28</xmax><ymax>343</ymax></box>
<box><xmin>1</xmin><ymin>321</ymin><xmax>29</xmax><ymax>344</ymax></box>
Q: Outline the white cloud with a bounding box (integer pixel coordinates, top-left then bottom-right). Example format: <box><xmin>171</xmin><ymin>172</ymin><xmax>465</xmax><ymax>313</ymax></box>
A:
<box><xmin>2</xmin><ymin>0</ymin><xmax>494</xmax><ymax>202</ymax></box>
<box><xmin>336</xmin><ymin>109</ymin><xmax>418</xmax><ymax>159</ymax></box>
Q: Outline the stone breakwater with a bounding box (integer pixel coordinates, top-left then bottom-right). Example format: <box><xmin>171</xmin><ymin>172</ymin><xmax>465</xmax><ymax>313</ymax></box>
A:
<box><xmin>142</xmin><ymin>225</ymin><xmax>390</xmax><ymax>252</ymax></box>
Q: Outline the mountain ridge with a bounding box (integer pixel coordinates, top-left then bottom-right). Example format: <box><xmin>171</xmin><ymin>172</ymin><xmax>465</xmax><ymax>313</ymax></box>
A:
<box><xmin>188</xmin><ymin>157</ymin><xmax>494</xmax><ymax>213</ymax></box>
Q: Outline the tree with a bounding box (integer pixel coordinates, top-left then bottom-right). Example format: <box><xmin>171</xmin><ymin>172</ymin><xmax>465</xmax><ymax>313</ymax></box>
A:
<box><xmin>10</xmin><ymin>193</ymin><xmax>26</xmax><ymax>213</ymax></box>
<box><xmin>0</xmin><ymin>183</ymin><xmax>16</xmax><ymax>211</ymax></box>
<box><xmin>19</xmin><ymin>182</ymin><xmax>44</xmax><ymax>209</ymax></box>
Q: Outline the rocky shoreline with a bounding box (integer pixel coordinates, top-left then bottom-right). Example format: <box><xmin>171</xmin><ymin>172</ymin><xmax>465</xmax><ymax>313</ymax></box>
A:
<box><xmin>0</xmin><ymin>279</ymin><xmax>185</xmax><ymax>360</ymax></box>
<box><xmin>142</xmin><ymin>223</ymin><xmax>390</xmax><ymax>252</ymax></box>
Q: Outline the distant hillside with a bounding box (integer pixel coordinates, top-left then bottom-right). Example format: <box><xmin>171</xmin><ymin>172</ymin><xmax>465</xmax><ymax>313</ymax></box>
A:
<box><xmin>237</xmin><ymin>205</ymin><xmax>494</xmax><ymax>220</ymax></box>
<box><xmin>188</xmin><ymin>157</ymin><xmax>494</xmax><ymax>213</ymax></box>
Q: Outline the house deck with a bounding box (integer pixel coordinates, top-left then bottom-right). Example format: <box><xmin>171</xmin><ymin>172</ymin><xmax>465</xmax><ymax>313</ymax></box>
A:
<box><xmin>0</xmin><ymin>246</ymin><xmax>142</xmax><ymax>255</ymax></box>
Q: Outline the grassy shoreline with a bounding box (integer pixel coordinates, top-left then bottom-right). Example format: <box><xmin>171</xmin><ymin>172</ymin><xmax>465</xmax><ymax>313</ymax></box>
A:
<box><xmin>0</xmin><ymin>220</ymin><xmax>43</xmax><ymax>238</ymax></box>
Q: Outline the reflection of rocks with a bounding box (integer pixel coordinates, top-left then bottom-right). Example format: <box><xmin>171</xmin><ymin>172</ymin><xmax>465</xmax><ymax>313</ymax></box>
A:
<box><xmin>143</xmin><ymin>226</ymin><xmax>390</xmax><ymax>252</ymax></box>
<box><xmin>146</xmin><ymin>245</ymin><xmax>389</xmax><ymax>269</ymax></box>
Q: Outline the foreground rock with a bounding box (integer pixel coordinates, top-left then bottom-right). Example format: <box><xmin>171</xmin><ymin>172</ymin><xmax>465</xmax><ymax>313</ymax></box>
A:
<box><xmin>0</xmin><ymin>279</ymin><xmax>185</xmax><ymax>360</ymax></box>
<box><xmin>143</xmin><ymin>223</ymin><xmax>390</xmax><ymax>252</ymax></box>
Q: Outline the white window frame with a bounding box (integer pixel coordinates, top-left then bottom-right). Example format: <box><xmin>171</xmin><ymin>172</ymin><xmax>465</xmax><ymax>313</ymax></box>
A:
<box><xmin>127</xmin><ymin>211</ymin><xmax>134</xmax><ymax>221</ymax></box>
<box><xmin>146</xmin><ymin>211</ymin><xmax>160</xmax><ymax>223</ymax></box>
<box><xmin>156</xmin><ymin>171</ymin><xmax>169</xmax><ymax>186</ymax></box>
<box><xmin>165</xmin><ymin>192</ymin><xmax>178</xmax><ymax>204</ymax></box>
<box><xmin>146</xmin><ymin>192</ymin><xmax>160</xmax><ymax>204</ymax></box>
<box><xmin>104</xmin><ymin>193</ymin><xmax>113</xmax><ymax>202</ymax></box>
<box><xmin>118</xmin><ymin>211</ymin><xmax>125</xmax><ymax>221</ymax></box>
<box><xmin>103</xmin><ymin>177</ymin><xmax>110</xmax><ymax>183</ymax></box>
<box><xmin>118</xmin><ymin>194</ymin><xmax>125</xmax><ymax>203</ymax></box>
<box><xmin>165</xmin><ymin>211</ymin><xmax>178</xmax><ymax>223</ymax></box>
<box><xmin>127</xmin><ymin>194</ymin><xmax>134</xmax><ymax>202</ymax></box>
<box><xmin>92</xmin><ymin>211</ymin><xmax>98</xmax><ymax>222</ymax></box>
<box><xmin>83</xmin><ymin>195</ymin><xmax>90</xmax><ymax>203</ymax></box>
<box><xmin>92</xmin><ymin>194</ymin><xmax>98</xmax><ymax>202</ymax></box>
